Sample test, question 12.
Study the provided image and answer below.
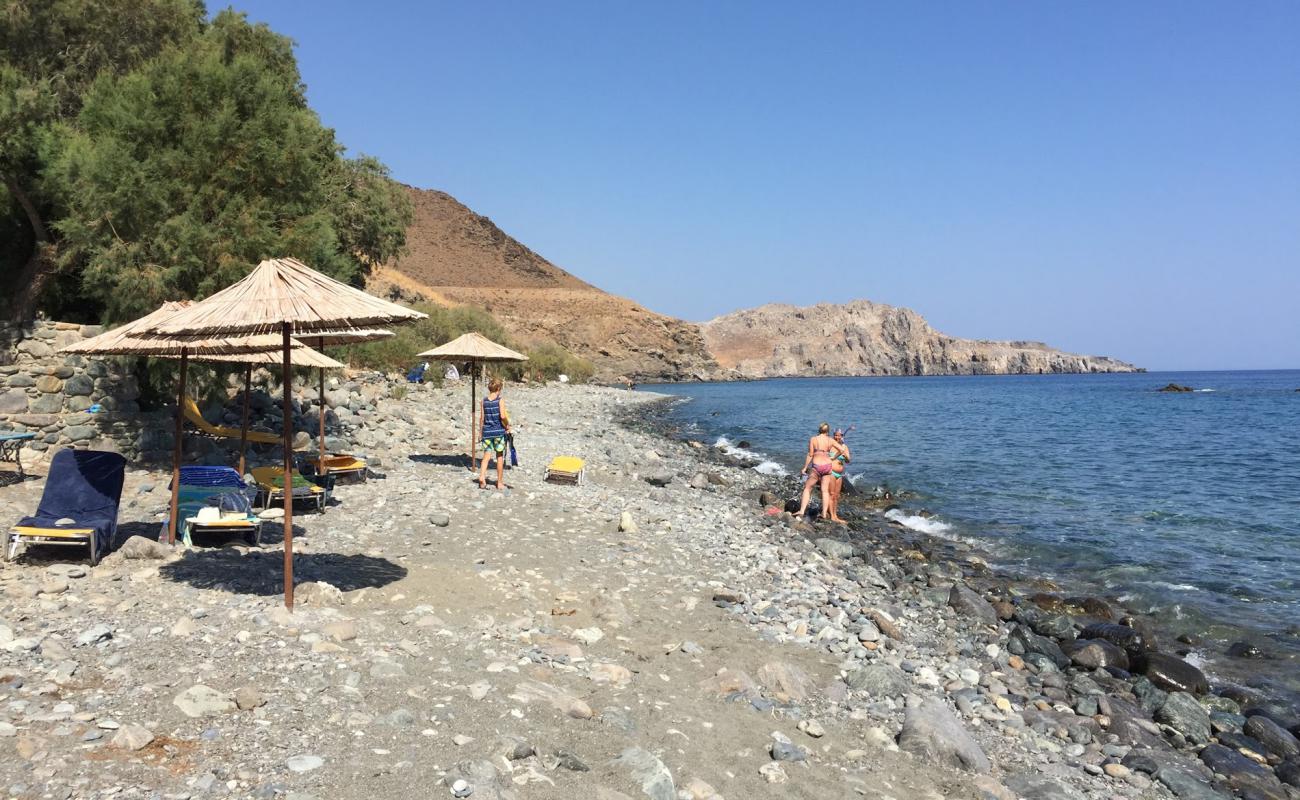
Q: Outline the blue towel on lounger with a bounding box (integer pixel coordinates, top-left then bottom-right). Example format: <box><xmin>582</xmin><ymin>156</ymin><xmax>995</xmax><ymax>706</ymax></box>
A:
<box><xmin>14</xmin><ymin>450</ymin><xmax>126</xmax><ymax>541</ymax></box>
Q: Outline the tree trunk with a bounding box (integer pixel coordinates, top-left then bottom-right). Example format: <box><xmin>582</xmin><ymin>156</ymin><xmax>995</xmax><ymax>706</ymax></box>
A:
<box><xmin>2</xmin><ymin>175</ymin><xmax>54</xmax><ymax>321</ymax></box>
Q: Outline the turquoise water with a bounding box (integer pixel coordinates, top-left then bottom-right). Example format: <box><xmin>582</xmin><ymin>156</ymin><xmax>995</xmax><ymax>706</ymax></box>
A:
<box><xmin>647</xmin><ymin>371</ymin><xmax>1300</xmax><ymax>694</ymax></box>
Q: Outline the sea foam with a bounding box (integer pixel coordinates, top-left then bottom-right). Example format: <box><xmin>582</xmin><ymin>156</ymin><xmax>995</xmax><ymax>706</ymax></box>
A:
<box><xmin>884</xmin><ymin>508</ymin><xmax>953</xmax><ymax>535</ymax></box>
<box><xmin>714</xmin><ymin>436</ymin><xmax>789</xmax><ymax>475</ymax></box>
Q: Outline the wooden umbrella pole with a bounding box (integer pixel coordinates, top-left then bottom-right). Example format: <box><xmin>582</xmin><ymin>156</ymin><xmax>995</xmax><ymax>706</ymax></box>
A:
<box><xmin>317</xmin><ymin>365</ymin><xmax>326</xmax><ymax>473</ymax></box>
<box><xmin>281</xmin><ymin>324</ymin><xmax>295</xmax><ymax>610</ymax></box>
<box><xmin>167</xmin><ymin>348</ymin><xmax>188</xmax><ymax>546</ymax></box>
<box><xmin>469</xmin><ymin>360</ymin><xmax>477</xmax><ymax>469</ymax></box>
<box><xmin>238</xmin><ymin>364</ymin><xmax>251</xmax><ymax>476</ymax></box>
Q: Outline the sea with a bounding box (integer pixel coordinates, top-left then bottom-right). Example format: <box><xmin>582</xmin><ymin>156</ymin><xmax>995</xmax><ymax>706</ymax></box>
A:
<box><xmin>645</xmin><ymin>370</ymin><xmax>1300</xmax><ymax>701</ymax></box>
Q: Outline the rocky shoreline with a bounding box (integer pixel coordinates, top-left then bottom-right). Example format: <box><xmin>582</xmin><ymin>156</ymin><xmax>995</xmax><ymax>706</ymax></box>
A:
<box><xmin>634</xmin><ymin>394</ymin><xmax>1300</xmax><ymax>800</ymax></box>
<box><xmin>0</xmin><ymin>383</ymin><xmax>1296</xmax><ymax>800</ymax></box>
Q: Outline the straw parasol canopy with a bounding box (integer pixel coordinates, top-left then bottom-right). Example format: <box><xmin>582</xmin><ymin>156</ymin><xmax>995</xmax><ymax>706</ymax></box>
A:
<box><xmin>145</xmin><ymin>257</ymin><xmax>425</xmax><ymax>611</ymax></box>
<box><xmin>418</xmin><ymin>332</ymin><xmax>528</xmax><ymax>363</ymax></box>
<box><xmin>418</xmin><ymin>332</ymin><xmax>527</xmax><ymax>461</ymax></box>
<box><xmin>63</xmin><ymin>301</ymin><xmax>287</xmax><ymax>357</ymax></box>
<box><xmin>152</xmin><ymin>258</ymin><xmax>425</xmax><ymax>337</ymax></box>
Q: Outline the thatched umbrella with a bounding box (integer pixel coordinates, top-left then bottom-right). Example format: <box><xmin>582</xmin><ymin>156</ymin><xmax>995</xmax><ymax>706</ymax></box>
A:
<box><xmin>147</xmin><ymin>257</ymin><xmax>425</xmax><ymax>609</ymax></box>
<box><xmin>61</xmin><ymin>301</ymin><xmax>341</xmax><ymax>545</ymax></box>
<box><xmin>418</xmin><ymin>332</ymin><xmax>528</xmax><ymax>460</ymax></box>
<box><xmin>293</xmin><ymin>329</ymin><xmax>393</xmax><ymax>477</ymax></box>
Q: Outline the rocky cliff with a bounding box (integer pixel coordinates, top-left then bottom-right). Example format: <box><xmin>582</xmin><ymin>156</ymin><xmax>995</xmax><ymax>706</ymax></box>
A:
<box><xmin>701</xmin><ymin>300</ymin><xmax>1139</xmax><ymax>378</ymax></box>
<box><xmin>375</xmin><ymin>186</ymin><xmax>717</xmax><ymax>381</ymax></box>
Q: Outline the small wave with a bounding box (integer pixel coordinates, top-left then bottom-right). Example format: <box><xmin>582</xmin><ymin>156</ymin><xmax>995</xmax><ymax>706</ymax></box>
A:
<box><xmin>884</xmin><ymin>508</ymin><xmax>953</xmax><ymax>535</ymax></box>
<box><xmin>712</xmin><ymin>436</ymin><xmax>761</xmax><ymax>462</ymax></box>
<box><xmin>1148</xmin><ymin>581</ymin><xmax>1202</xmax><ymax>592</ymax></box>
<box><xmin>754</xmin><ymin>460</ymin><xmax>789</xmax><ymax>476</ymax></box>
<box><xmin>1196</xmin><ymin>389</ymin><xmax>1216</xmax><ymax>393</ymax></box>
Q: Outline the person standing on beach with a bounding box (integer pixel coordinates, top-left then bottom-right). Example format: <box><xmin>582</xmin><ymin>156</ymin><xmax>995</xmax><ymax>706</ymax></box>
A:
<box><xmin>795</xmin><ymin>423</ymin><xmax>846</xmax><ymax>520</ymax></box>
<box><xmin>827</xmin><ymin>428</ymin><xmax>851</xmax><ymax>524</ymax></box>
<box><xmin>477</xmin><ymin>377</ymin><xmax>512</xmax><ymax>490</ymax></box>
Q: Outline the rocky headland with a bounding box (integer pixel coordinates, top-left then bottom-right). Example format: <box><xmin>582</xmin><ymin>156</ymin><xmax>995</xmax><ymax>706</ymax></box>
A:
<box><xmin>701</xmin><ymin>300</ymin><xmax>1140</xmax><ymax>378</ymax></box>
<box><xmin>0</xmin><ymin>381</ymin><xmax>1293</xmax><ymax>800</ymax></box>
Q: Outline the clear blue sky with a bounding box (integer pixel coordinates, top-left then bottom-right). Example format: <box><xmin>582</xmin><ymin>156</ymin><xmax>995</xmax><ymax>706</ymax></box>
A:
<box><xmin>231</xmin><ymin>1</ymin><xmax>1298</xmax><ymax>371</ymax></box>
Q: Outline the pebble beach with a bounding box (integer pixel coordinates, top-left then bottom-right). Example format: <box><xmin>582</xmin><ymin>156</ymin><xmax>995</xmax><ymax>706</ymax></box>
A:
<box><xmin>0</xmin><ymin>382</ymin><xmax>1297</xmax><ymax>800</ymax></box>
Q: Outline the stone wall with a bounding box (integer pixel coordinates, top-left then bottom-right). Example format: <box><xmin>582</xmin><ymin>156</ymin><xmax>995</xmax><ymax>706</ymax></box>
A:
<box><xmin>0</xmin><ymin>320</ymin><xmax>166</xmax><ymax>466</ymax></box>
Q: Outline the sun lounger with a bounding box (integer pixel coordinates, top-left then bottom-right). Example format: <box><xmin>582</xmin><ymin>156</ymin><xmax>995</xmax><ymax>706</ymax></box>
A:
<box><xmin>305</xmin><ymin>453</ymin><xmax>368</xmax><ymax>481</ymax></box>
<box><xmin>0</xmin><ymin>432</ymin><xmax>36</xmax><ymax>479</ymax></box>
<box><xmin>5</xmin><ymin>449</ymin><xmax>126</xmax><ymax>565</ymax></box>
<box><xmin>544</xmin><ymin>456</ymin><xmax>585</xmax><ymax>486</ymax></box>
<box><xmin>250</xmin><ymin>466</ymin><xmax>328</xmax><ymax>512</ymax></box>
<box><xmin>183</xmin><ymin>396</ymin><xmax>279</xmax><ymax>445</ymax></box>
<box><xmin>175</xmin><ymin>466</ymin><xmax>262</xmax><ymax>546</ymax></box>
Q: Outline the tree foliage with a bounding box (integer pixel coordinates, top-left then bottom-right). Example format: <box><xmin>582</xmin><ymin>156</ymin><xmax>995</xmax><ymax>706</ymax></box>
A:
<box><xmin>341</xmin><ymin>303</ymin><xmax>595</xmax><ymax>385</ymax></box>
<box><xmin>0</xmin><ymin>3</ymin><xmax>410</xmax><ymax>322</ymax></box>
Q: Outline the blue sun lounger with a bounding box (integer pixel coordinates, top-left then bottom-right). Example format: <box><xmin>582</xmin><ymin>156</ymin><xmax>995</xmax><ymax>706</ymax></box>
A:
<box><xmin>5</xmin><ymin>449</ymin><xmax>126</xmax><ymax>565</ymax></box>
<box><xmin>173</xmin><ymin>466</ymin><xmax>262</xmax><ymax>547</ymax></box>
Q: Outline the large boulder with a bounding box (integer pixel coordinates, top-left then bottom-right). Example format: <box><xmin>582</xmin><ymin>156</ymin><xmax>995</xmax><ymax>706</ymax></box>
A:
<box><xmin>1078</xmin><ymin>622</ymin><xmax>1150</xmax><ymax>657</ymax></box>
<box><xmin>845</xmin><ymin>664</ymin><xmax>911</xmax><ymax>697</ymax></box>
<box><xmin>1063</xmin><ymin>638</ymin><xmax>1129</xmax><ymax>671</ymax></box>
<box><xmin>897</xmin><ymin>697</ymin><xmax>990</xmax><ymax>773</ymax></box>
<box><xmin>1244</xmin><ymin>715</ymin><xmax>1300</xmax><ymax>760</ymax></box>
<box><xmin>948</xmin><ymin>583</ymin><xmax>998</xmax><ymax>626</ymax></box>
<box><xmin>1155</xmin><ymin>692</ymin><xmax>1211</xmax><ymax>744</ymax></box>
<box><xmin>1003</xmin><ymin>774</ymin><xmax>1086</xmax><ymax>800</ymax></box>
<box><xmin>1133</xmin><ymin>652</ymin><xmax>1209</xmax><ymax>695</ymax></box>
<box><xmin>605</xmin><ymin>747</ymin><xmax>674</xmax><ymax>800</ymax></box>
<box><xmin>815</xmin><ymin>538</ymin><xmax>854</xmax><ymax>559</ymax></box>
<box><xmin>118</xmin><ymin>535</ymin><xmax>172</xmax><ymax>560</ymax></box>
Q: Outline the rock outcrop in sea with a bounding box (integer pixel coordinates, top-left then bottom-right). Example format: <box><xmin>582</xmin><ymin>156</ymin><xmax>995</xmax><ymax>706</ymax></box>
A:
<box><xmin>701</xmin><ymin>299</ymin><xmax>1140</xmax><ymax>378</ymax></box>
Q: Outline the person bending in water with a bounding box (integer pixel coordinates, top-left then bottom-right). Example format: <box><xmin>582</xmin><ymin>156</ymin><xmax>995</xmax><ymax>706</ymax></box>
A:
<box><xmin>477</xmin><ymin>377</ymin><xmax>512</xmax><ymax>490</ymax></box>
<box><xmin>796</xmin><ymin>423</ymin><xmax>847</xmax><ymax>520</ymax></box>
<box><xmin>827</xmin><ymin>428</ymin><xmax>852</xmax><ymax>523</ymax></box>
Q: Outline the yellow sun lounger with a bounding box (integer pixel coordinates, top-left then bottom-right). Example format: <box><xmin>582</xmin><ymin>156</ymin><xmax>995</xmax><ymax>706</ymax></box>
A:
<box><xmin>250</xmin><ymin>466</ymin><xmax>327</xmax><ymax>512</ymax></box>
<box><xmin>183</xmin><ymin>396</ymin><xmax>280</xmax><ymax>445</ymax></box>
<box><xmin>307</xmin><ymin>454</ymin><xmax>367</xmax><ymax>481</ymax></box>
<box><xmin>544</xmin><ymin>456</ymin><xmax>585</xmax><ymax>486</ymax></box>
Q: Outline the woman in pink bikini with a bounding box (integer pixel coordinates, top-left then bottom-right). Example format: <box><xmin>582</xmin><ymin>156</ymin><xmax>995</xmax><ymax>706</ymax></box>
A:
<box><xmin>795</xmin><ymin>423</ymin><xmax>847</xmax><ymax>520</ymax></box>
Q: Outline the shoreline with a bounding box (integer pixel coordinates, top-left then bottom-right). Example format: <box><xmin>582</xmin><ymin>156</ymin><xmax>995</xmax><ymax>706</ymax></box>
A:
<box><xmin>626</xmin><ymin>388</ymin><xmax>1300</xmax><ymax>795</ymax></box>
<box><xmin>632</xmin><ymin>385</ymin><xmax>1300</xmax><ymax>707</ymax></box>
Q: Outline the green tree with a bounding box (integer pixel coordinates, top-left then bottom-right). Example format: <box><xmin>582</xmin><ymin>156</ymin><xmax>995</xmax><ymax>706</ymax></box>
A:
<box><xmin>40</xmin><ymin>10</ymin><xmax>411</xmax><ymax>324</ymax></box>
<box><xmin>1</xmin><ymin>4</ymin><xmax>411</xmax><ymax>323</ymax></box>
<box><xmin>0</xmin><ymin>0</ymin><xmax>206</xmax><ymax>318</ymax></box>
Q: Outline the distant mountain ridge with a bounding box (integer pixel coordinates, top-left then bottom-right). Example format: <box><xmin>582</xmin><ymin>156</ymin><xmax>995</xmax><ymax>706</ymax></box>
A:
<box><xmin>376</xmin><ymin>185</ymin><xmax>1138</xmax><ymax>380</ymax></box>
<box><xmin>701</xmin><ymin>299</ymin><xmax>1139</xmax><ymax>378</ymax></box>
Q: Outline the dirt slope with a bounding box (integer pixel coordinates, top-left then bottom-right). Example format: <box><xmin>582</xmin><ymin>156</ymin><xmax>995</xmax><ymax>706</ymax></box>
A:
<box><xmin>376</xmin><ymin>186</ymin><xmax>716</xmax><ymax>381</ymax></box>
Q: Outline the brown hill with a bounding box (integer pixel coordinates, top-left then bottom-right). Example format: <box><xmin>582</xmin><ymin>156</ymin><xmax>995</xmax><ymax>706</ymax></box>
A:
<box><xmin>375</xmin><ymin>186</ymin><xmax>716</xmax><ymax>381</ymax></box>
